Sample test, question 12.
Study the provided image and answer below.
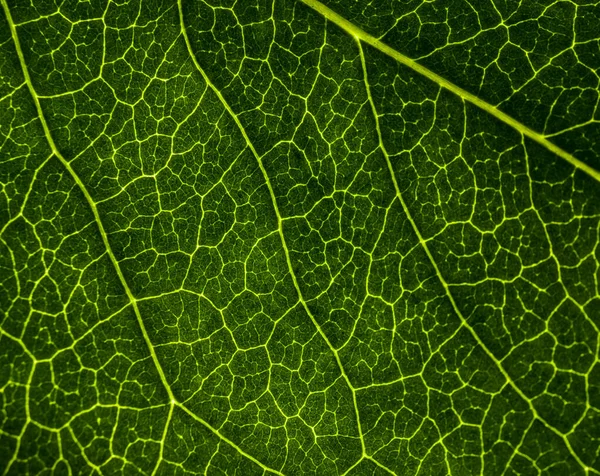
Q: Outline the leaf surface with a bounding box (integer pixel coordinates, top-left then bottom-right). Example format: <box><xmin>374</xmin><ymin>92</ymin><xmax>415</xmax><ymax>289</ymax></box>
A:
<box><xmin>1</xmin><ymin>0</ymin><xmax>599</xmax><ymax>474</ymax></box>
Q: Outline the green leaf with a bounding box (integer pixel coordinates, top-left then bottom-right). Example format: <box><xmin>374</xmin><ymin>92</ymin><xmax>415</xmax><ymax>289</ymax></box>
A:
<box><xmin>1</xmin><ymin>0</ymin><xmax>599</xmax><ymax>474</ymax></box>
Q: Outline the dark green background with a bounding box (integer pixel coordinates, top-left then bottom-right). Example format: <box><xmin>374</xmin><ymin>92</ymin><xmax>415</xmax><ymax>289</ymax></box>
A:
<box><xmin>1</xmin><ymin>0</ymin><xmax>599</xmax><ymax>474</ymax></box>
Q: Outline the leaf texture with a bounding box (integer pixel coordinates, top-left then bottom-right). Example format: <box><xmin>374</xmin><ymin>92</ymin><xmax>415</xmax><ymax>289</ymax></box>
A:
<box><xmin>1</xmin><ymin>0</ymin><xmax>599</xmax><ymax>474</ymax></box>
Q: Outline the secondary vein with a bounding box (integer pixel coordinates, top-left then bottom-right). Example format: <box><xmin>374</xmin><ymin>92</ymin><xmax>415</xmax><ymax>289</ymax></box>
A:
<box><xmin>0</xmin><ymin>1</ymin><xmax>271</xmax><ymax>472</ymax></box>
<box><xmin>355</xmin><ymin>23</ymin><xmax>596</xmax><ymax>476</ymax></box>
<box><xmin>177</xmin><ymin>0</ymin><xmax>368</xmax><ymax>460</ymax></box>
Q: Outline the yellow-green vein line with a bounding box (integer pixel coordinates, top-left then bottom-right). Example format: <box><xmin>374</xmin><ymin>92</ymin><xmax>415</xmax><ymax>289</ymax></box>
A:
<box><xmin>177</xmin><ymin>0</ymin><xmax>368</xmax><ymax>459</ymax></box>
<box><xmin>1</xmin><ymin>2</ymin><xmax>270</xmax><ymax>470</ymax></box>
<box><xmin>151</xmin><ymin>402</ymin><xmax>175</xmax><ymax>476</ymax></box>
<box><xmin>0</xmin><ymin>0</ymin><xmax>187</xmax><ymax>466</ymax></box>
<box><xmin>356</xmin><ymin>38</ymin><xmax>597</xmax><ymax>475</ymax></box>
<box><xmin>301</xmin><ymin>0</ymin><xmax>600</xmax><ymax>184</ymax></box>
<box><xmin>177</xmin><ymin>403</ymin><xmax>285</xmax><ymax>475</ymax></box>
<box><xmin>0</xmin><ymin>0</ymin><xmax>176</xmax><ymax>406</ymax></box>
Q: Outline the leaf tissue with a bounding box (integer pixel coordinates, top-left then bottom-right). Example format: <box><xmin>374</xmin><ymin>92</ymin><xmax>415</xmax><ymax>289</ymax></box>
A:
<box><xmin>1</xmin><ymin>0</ymin><xmax>599</xmax><ymax>474</ymax></box>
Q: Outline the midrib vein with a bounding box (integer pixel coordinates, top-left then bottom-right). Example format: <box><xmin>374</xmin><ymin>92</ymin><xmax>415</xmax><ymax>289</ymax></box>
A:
<box><xmin>178</xmin><ymin>0</ymin><xmax>369</xmax><ymax>463</ymax></box>
<box><xmin>300</xmin><ymin>0</ymin><xmax>600</xmax><ymax>184</ymax></box>
<box><xmin>355</xmin><ymin>27</ymin><xmax>596</xmax><ymax>476</ymax></box>
<box><xmin>0</xmin><ymin>2</ymin><xmax>281</xmax><ymax>474</ymax></box>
